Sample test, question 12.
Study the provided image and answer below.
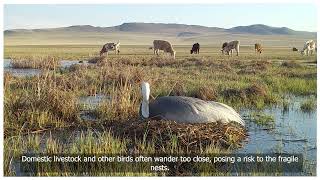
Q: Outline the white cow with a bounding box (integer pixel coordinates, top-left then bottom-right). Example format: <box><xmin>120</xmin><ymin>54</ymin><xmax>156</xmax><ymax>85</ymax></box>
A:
<box><xmin>153</xmin><ymin>40</ymin><xmax>176</xmax><ymax>59</ymax></box>
<box><xmin>221</xmin><ymin>40</ymin><xmax>240</xmax><ymax>56</ymax></box>
<box><xmin>301</xmin><ymin>40</ymin><xmax>316</xmax><ymax>56</ymax></box>
<box><xmin>100</xmin><ymin>41</ymin><xmax>120</xmax><ymax>56</ymax></box>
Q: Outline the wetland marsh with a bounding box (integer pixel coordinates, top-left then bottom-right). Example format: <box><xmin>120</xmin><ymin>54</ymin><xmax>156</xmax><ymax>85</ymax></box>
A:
<box><xmin>3</xmin><ymin>45</ymin><xmax>317</xmax><ymax>176</ymax></box>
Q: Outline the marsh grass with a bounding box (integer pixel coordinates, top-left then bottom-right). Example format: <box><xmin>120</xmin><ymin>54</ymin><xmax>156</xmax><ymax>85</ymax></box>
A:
<box><xmin>4</xmin><ymin>127</ymin><xmax>242</xmax><ymax>176</ymax></box>
<box><xmin>249</xmin><ymin>112</ymin><xmax>275</xmax><ymax>128</ymax></box>
<box><xmin>3</xmin><ymin>45</ymin><xmax>317</xmax><ymax>176</ymax></box>
<box><xmin>4</xmin><ymin>53</ymin><xmax>315</xmax><ymax>134</ymax></box>
<box><xmin>10</xmin><ymin>55</ymin><xmax>60</xmax><ymax>70</ymax></box>
<box><xmin>281</xmin><ymin>98</ymin><xmax>290</xmax><ymax>112</ymax></box>
<box><xmin>87</xmin><ymin>56</ymin><xmax>107</xmax><ymax>64</ymax></box>
<box><xmin>281</xmin><ymin>61</ymin><xmax>302</xmax><ymax>68</ymax></box>
<box><xmin>300</xmin><ymin>99</ymin><xmax>316</xmax><ymax>112</ymax></box>
<box><xmin>96</xmin><ymin>81</ymin><xmax>140</xmax><ymax>122</ymax></box>
<box><xmin>4</xmin><ymin>72</ymin><xmax>80</xmax><ymax>137</ymax></box>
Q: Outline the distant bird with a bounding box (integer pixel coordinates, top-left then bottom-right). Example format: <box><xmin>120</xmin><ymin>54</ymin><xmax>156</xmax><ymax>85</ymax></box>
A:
<box><xmin>139</xmin><ymin>82</ymin><xmax>245</xmax><ymax>126</ymax></box>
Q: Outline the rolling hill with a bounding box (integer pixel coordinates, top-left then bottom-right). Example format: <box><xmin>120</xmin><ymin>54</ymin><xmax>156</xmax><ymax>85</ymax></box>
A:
<box><xmin>4</xmin><ymin>22</ymin><xmax>317</xmax><ymax>46</ymax></box>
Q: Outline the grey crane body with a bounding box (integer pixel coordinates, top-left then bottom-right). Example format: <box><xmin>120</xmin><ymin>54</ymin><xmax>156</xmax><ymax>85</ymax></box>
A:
<box><xmin>140</xmin><ymin>82</ymin><xmax>244</xmax><ymax>126</ymax></box>
<box><xmin>148</xmin><ymin>96</ymin><xmax>199</xmax><ymax>122</ymax></box>
<box><xmin>140</xmin><ymin>96</ymin><xmax>244</xmax><ymax>126</ymax></box>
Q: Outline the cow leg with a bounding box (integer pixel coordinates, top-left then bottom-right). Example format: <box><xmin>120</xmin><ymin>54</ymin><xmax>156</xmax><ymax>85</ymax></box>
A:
<box><xmin>100</xmin><ymin>47</ymin><xmax>105</xmax><ymax>56</ymax></box>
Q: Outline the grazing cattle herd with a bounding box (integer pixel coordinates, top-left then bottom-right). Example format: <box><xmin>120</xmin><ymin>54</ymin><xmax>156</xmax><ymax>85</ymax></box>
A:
<box><xmin>99</xmin><ymin>39</ymin><xmax>316</xmax><ymax>58</ymax></box>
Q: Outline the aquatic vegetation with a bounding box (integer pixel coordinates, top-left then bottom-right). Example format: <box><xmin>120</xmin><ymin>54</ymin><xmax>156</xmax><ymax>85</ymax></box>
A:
<box><xmin>249</xmin><ymin>112</ymin><xmax>275</xmax><ymax>128</ymax></box>
<box><xmin>300</xmin><ymin>98</ymin><xmax>316</xmax><ymax>112</ymax></box>
<box><xmin>281</xmin><ymin>98</ymin><xmax>290</xmax><ymax>112</ymax></box>
<box><xmin>10</xmin><ymin>55</ymin><xmax>60</xmax><ymax>70</ymax></box>
<box><xmin>4</xmin><ymin>73</ymin><xmax>80</xmax><ymax>137</ymax></box>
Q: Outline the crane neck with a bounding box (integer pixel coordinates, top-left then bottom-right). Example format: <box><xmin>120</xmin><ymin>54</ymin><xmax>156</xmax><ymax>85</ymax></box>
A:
<box><xmin>141</xmin><ymin>82</ymin><xmax>150</xmax><ymax>118</ymax></box>
<box><xmin>141</xmin><ymin>100</ymin><xmax>149</xmax><ymax>118</ymax></box>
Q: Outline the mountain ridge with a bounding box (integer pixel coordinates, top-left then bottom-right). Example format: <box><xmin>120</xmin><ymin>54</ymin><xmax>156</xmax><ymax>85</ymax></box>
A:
<box><xmin>4</xmin><ymin>22</ymin><xmax>316</xmax><ymax>36</ymax></box>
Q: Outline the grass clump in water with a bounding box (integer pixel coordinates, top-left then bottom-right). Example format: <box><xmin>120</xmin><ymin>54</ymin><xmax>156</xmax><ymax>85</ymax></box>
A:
<box><xmin>300</xmin><ymin>99</ymin><xmax>316</xmax><ymax>112</ymax></box>
<box><xmin>249</xmin><ymin>112</ymin><xmax>275</xmax><ymax>128</ymax></box>
<box><xmin>10</xmin><ymin>55</ymin><xmax>60</xmax><ymax>70</ymax></box>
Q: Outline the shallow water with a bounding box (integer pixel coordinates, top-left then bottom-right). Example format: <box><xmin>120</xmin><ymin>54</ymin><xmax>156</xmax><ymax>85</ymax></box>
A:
<box><xmin>77</xmin><ymin>94</ymin><xmax>110</xmax><ymax>121</ymax></box>
<box><xmin>238</xmin><ymin>96</ymin><xmax>317</xmax><ymax>173</ymax></box>
<box><xmin>3</xmin><ymin>59</ymin><xmax>88</xmax><ymax>77</ymax></box>
<box><xmin>4</xmin><ymin>59</ymin><xmax>42</xmax><ymax>77</ymax></box>
<box><xmin>78</xmin><ymin>94</ymin><xmax>109</xmax><ymax>109</ymax></box>
<box><xmin>60</xmin><ymin>60</ymin><xmax>88</xmax><ymax>68</ymax></box>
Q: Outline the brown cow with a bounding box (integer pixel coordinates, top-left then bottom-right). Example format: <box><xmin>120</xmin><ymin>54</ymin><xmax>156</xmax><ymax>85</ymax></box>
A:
<box><xmin>254</xmin><ymin>43</ymin><xmax>262</xmax><ymax>54</ymax></box>
<box><xmin>153</xmin><ymin>40</ymin><xmax>176</xmax><ymax>59</ymax></box>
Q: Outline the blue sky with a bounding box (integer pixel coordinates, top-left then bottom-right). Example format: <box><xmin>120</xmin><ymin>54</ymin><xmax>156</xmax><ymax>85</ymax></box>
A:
<box><xmin>4</xmin><ymin>4</ymin><xmax>317</xmax><ymax>31</ymax></box>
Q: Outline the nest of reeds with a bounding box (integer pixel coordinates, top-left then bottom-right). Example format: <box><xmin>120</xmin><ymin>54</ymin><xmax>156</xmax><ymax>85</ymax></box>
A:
<box><xmin>113</xmin><ymin>120</ymin><xmax>247</xmax><ymax>152</ymax></box>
